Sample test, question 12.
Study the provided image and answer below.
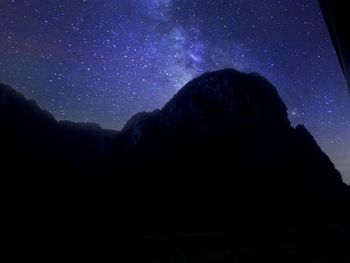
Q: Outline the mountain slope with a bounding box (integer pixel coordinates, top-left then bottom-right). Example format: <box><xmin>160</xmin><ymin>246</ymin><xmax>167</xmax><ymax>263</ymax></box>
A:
<box><xmin>0</xmin><ymin>83</ymin><xmax>117</xmax><ymax>173</ymax></box>
<box><xmin>1</xmin><ymin>69</ymin><xmax>350</xmax><ymax>262</ymax></box>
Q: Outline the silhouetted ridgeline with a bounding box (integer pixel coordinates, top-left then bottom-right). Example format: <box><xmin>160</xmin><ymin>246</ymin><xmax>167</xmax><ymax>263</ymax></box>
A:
<box><xmin>1</xmin><ymin>69</ymin><xmax>350</xmax><ymax>262</ymax></box>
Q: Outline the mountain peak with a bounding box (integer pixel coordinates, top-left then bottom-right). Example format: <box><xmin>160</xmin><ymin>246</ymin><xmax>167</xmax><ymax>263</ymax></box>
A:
<box><xmin>122</xmin><ymin>69</ymin><xmax>292</xmax><ymax>148</ymax></box>
<box><xmin>109</xmin><ymin>69</ymin><xmax>350</xmax><ymax>224</ymax></box>
<box><xmin>162</xmin><ymin>69</ymin><xmax>290</xmax><ymax>129</ymax></box>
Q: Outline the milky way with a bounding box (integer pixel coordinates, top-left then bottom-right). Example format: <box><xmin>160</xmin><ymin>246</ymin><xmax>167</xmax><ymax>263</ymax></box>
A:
<box><xmin>1</xmin><ymin>0</ymin><xmax>350</xmax><ymax>183</ymax></box>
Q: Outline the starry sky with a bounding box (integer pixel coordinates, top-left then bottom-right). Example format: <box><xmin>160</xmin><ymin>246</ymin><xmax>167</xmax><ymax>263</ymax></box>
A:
<box><xmin>1</xmin><ymin>0</ymin><xmax>350</xmax><ymax>183</ymax></box>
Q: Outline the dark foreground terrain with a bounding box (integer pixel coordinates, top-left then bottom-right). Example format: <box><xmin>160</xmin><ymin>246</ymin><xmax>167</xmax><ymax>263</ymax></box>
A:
<box><xmin>2</xmin><ymin>225</ymin><xmax>350</xmax><ymax>262</ymax></box>
<box><xmin>1</xmin><ymin>69</ymin><xmax>350</xmax><ymax>262</ymax></box>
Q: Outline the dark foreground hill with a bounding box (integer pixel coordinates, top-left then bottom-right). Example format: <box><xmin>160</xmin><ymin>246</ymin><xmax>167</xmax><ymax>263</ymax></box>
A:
<box><xmin>1</xmin><ymin>68</ymin><xmax>350</xmax><ymax>262</ymax></box>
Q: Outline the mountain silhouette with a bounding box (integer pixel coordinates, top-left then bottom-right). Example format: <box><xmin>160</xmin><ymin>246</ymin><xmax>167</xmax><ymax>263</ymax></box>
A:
<box><xmin>1</xmin><ymin>69</ymin><xmax>350</xmax><ymax>262</ymax></box>
<box><xmin>0</xmin><ymin>82</ymin><xmax>116</xmax><ymax>171</ymax></box>
<box><xmin>105</xmin><ymin>69</ymin><xmax>350</xmax><ymax>225</ymax></box>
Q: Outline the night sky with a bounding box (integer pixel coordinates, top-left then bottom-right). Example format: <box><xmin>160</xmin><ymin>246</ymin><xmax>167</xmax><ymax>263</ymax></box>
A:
<box><xmin>1</xmin><ymin>0</ymin><xmax>350</xmax><ymax>183</ymax></box>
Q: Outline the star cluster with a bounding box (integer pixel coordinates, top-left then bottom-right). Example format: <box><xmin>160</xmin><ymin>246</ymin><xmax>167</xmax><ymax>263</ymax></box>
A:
<box><xmin>1</xmin><ymin>0</ymin><xmax>350</xmax><ymax>183</ymax></box>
